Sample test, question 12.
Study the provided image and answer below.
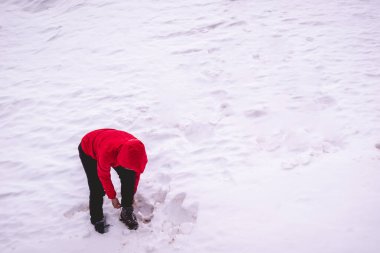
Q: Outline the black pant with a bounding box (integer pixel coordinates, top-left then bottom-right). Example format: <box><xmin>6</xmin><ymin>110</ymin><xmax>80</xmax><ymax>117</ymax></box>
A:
<box><xmin>78</xmin><ymin>144</ymin><xmax>136</xmax><ymax>224</ymax></box>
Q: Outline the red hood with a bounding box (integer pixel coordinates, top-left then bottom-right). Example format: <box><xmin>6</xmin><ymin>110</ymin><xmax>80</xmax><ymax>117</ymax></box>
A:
<box><xmin>117</xmin><ymin>139</ymin><xmax>148</xmax><ymax>173</ymax></box>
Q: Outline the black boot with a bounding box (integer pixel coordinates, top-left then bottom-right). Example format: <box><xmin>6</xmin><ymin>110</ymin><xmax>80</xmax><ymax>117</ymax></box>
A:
<box><xmin>120</xmin><ymin>207</ymin><xmax>138</xmax><ymax>230</ymax></box>
<box><xmin>93</xmin><ymin>217</ymin><xmax>109</xmax><ymax>234</ymax></box>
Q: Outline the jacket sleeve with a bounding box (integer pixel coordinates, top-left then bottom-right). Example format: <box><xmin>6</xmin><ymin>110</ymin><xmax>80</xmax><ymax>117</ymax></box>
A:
<box><xmin>97</xmin><ymin>158</ymin><xmax>117</xmax><ymax>199</ymax></box>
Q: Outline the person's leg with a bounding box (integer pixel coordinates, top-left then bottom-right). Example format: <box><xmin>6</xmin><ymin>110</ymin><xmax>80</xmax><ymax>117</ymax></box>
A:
<box><xmin>114</xmin><ymin>166</ymin><xmax>139</xmax><ymax>230</ymax></box>
<box><xmin>113</xmin><ymin>166</ymin><xmax>136</xmax><ymax>207</ymax></box>
<box><xmin>78</xmin><ymin>144</ymin><xmax>105</xmax><ymax>224</ymax></box>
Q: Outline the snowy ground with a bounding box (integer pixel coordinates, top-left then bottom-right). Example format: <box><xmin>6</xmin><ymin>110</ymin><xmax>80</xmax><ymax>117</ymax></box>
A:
<box><xmin>1</xmin><ymin>0</ymin><xmax>380</xmax><ymax>252</ymax></box>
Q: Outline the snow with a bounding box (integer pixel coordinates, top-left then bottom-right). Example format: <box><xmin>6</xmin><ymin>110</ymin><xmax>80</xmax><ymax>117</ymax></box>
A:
<box><xmin>1</xmin><ymin>0</ymin><xmax>380</xmax><ymax>252</ymax></box>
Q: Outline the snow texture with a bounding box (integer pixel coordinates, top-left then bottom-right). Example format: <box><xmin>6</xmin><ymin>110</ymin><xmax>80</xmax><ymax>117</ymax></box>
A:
<box><xmin>1</xmin><ymin>0</ymin><xmax>380</xmax><ymax>252</ymax></box>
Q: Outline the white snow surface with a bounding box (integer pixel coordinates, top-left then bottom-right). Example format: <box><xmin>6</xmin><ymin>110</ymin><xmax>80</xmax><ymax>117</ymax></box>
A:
<box><xmin>1</xmin><ymin>0</ymin><xmax>380</xmax><ymax>252</ymax></box>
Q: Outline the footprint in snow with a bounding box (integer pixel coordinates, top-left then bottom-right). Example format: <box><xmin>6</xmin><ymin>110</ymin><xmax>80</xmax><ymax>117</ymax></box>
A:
<box><xmin>164</xmin><ymin>192</ymin><xmax>198</xmax><ymax>226</ymax></box>
<box><xmin>134</xmin><ymin>193</ymin><xmax>156</xmax><ymax>224</ymax></box>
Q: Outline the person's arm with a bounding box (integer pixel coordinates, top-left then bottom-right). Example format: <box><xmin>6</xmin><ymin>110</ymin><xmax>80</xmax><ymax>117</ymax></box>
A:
<box><xmin>97</xmin><ymin>161</ymin><xmax>122</xmax><ymax>208</ymax></box>
<box><xmin>97</xmin><ymin>159</ymin><xmax>117</xmax><ymax>200</ymax></box>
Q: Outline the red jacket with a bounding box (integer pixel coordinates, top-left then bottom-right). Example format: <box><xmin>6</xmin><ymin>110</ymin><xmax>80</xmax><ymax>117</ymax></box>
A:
<box><xmin>80</xmin><ymin>129</ymin><xmax>148</xmax><ymax>199</ymax></box>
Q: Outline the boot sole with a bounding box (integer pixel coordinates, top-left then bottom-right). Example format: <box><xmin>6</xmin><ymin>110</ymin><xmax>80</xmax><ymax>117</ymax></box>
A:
<box><xmin>119</xmin><ymin>217</ymin><xmax>139</xmax><ymax>230</ymax></box>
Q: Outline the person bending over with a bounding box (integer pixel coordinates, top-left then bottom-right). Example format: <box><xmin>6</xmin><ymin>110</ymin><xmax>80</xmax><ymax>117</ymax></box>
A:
<box><xmin>78</xmin><ymin>129</ymin><xmax>148</xmax><ymax>233</ymax></box>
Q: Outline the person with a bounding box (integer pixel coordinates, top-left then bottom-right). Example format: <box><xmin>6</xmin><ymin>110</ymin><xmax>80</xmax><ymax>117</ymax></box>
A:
<box><xmin>78</xmin><ymin>128</ymin><xmax>148</xmax><ymax>233</ymax></box>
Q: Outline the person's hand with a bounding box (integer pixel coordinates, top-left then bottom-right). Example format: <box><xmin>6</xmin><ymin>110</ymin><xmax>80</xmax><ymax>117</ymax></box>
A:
<box><xmin>111</xmin><ymin>198</ymin><xmax>121</xmax><ymax>209</ymax></box>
